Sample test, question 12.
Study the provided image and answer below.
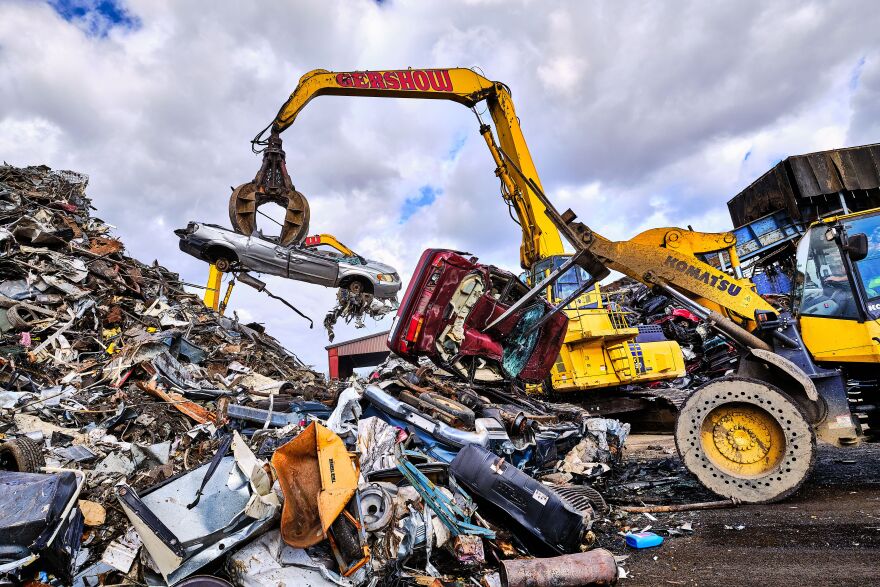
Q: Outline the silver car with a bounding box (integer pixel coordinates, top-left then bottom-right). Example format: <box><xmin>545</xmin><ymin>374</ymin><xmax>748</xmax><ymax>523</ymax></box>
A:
<box><xmin>175</xmin><ymin>222</ymin><xmax>401</xmax><ymax>299</ymax></box>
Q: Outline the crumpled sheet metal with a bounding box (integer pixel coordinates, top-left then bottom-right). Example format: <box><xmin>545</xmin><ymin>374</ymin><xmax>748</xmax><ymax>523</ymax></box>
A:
<box><xmin>356</xmin><ymin>417</ymin><xmax>399</xmax><ymax>475</ymax></box>
<box><xmin>559</xmin><ymin>418</ymin><xmax>631</xmax><ymax>475</ymax></box>
<box><xmin>137</xmin><ymin>379</ymin><xmax>217</xmax><ymax>425</ymax></box>
<box><xmin>227</xmin><ymin>529</ymin><xmax>351</xmax><ymax>587</ymax></box>
<box><xmin>326</xmin><ymin>384</ymin><xmax>362</xmax><ymax>437</ymax></box>
<box><xmin>116</xmin><ymin>432</ymin><xmax>279</xmax><ymax>584</ymax></box>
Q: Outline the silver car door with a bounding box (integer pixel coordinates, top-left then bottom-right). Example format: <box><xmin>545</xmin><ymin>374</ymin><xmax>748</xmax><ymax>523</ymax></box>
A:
<box><xmin>243</xmin><ymin>237</ymin><xmax>286</xmax><ymax>276</ymax></box>
<box><xmin>287</xmin><ymin>247</ymin><xmax>339</xmax><ymax>286</ymax></box>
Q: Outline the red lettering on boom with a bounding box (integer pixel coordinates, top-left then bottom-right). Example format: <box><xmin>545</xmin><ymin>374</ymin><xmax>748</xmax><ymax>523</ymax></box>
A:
<box><xmin>352</xmin><ymin>72</ymin><xmax>368</xmax><ymax>89</ymax></box>
<box><xmin>366</xmin><ymin>72</ymin><xmax>385</xmax><ymax>89</ymax></box>
<box><xmin>397</xmin><ymin>70</ymin><xmax>415</xmax><ymax>90</ymax></box>
<box><xmin>429</xmin><ymin>70</ymin><xmax>453</xmax><ymax>91</ymax></box>
<box><xmin>337</xmin><ymin>70</ymin><xmax>453</xmax><ymax>92</ymax></box>
<box><xmin>413</xmin><ymin>70</ymin><xmax>430</xmax><ymax>90</ymax></box>
<box><xmin>383</xmin><ymin>71</ymin><xmax>400</xmax><ymax>89</ymax></box>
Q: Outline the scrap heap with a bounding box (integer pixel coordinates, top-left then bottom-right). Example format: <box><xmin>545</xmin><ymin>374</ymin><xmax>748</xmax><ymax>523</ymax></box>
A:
<box><xmin>0</xmin><ymin>164</ymin><xmax>324</xmax><ymax>580</ymax></box>
<box><xmin>0</xmin><ymin>164</ymin><xmax>655</xmax><ymax>586</ymax></box>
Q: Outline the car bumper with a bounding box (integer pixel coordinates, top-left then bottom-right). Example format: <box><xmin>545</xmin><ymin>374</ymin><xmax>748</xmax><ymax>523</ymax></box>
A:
<box><xmin>363</xmin><ymin>385</ymin><xmax>509</xmax><ymax>450</ymax></box>
<box><xmin>373</xmin><ymin>280</ymin><xmax>402</xmax><ymax>300</ymax></box>
<box><xmin>177</xmin><ymin>238</ymin><xmax>207</xmax><ymax>261</ymax></box>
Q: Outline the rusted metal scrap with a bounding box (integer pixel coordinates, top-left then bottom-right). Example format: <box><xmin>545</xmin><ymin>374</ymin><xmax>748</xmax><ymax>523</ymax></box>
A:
<box><xmin>500</xmin><ymin>549</ymin><xmax>618</xmax><ymax>587</ymax></box>
<box><xmin>136</xmin><ymin>379</ymin><xmax>217</xmax><ymax>425</ymax></box>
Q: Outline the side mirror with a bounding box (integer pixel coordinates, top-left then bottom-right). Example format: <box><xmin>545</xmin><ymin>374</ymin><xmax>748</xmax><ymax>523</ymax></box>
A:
<box><xmin>847</xmin><ymin>233</ymin><xmax>869</xmax><ymax>262</ymax></box>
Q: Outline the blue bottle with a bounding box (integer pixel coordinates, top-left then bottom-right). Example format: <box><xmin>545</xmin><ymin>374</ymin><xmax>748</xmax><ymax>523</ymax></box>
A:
<box><xmin>625</xmin><ymin>531</ymin><xmax>664</xmax><ymax>548</ymax></box>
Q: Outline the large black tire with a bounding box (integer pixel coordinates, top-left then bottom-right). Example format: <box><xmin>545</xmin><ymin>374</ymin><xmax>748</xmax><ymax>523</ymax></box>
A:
<box><xmin>675</xmin><ymin>376</ymin><xmax>815</xmax><ymax>503</ymax></box>
<box><xmin>0</xmin><ymin>436</ymin><xmax>45</xmax><ymax>472</ymax></box>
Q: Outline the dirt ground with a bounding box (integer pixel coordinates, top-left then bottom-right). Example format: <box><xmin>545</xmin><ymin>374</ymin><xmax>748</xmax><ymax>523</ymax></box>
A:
<box><xmin>611</xmin><ymin>436</ymin><xmax>880</xmax><ymax>586</ymax></box>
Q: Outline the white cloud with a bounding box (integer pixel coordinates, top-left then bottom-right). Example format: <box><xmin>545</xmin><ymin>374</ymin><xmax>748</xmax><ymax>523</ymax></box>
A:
<box><xmin>1</xmin><ymin>0</ymin><xmax>878</xmax><ymax>372</ymax></box>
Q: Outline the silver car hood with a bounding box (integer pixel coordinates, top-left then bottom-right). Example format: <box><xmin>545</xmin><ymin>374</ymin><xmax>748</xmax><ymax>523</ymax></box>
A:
<box><xmin>363</xmin><ymin>259</ymin><xmax>397</xmax><ymax>274</ymax></box>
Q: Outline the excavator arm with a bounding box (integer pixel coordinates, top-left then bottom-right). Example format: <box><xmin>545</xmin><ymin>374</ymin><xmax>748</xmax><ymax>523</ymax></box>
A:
<box><xmin>489</xmin><ymin>178</ymin><xmax>778</xmax><ymax>342</ymax></box>
<box><xmin>260</xmin><ymin>68</ymin><xmax>564</xmax><ymax>269</ymax></box>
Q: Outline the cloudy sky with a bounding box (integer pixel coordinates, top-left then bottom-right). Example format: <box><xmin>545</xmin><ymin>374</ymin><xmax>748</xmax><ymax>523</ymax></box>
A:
<box><xmin>1</xmin><ymin>0</ymin><xmax>878</xmax><ymax>371</ymax></box>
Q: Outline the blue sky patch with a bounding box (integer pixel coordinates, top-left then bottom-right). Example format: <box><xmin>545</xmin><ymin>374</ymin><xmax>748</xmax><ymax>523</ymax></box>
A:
<box><xmin>48</xmin><ymin>0</ymin><xmax>140</xmax><ymax>37</ymax></box>
<box><xmin>447</xmin><ymin>133</ymin><xmax>467</xmax><ymax>160</ymax></box>
<box><xmin>849</xmin><ymin>55</ymin><xmax>867</xmax><ymax>91</ymax></box>
<box><xmin>400</xmin><ymin>185</ymin><xmax>441</xmax><ymax>223</ymax></box>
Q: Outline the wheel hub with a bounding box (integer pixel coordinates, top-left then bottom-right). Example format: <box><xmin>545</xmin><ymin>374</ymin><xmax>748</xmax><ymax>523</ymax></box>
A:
<box><xmin>700</xmin><ymin>402</ymin><xmax>785</xmax><ymax>476</ymax></box>
<box><xmin>714</xmin><ymin>416</ymin><xmax>768</xmax><ymax>464</ymax></box>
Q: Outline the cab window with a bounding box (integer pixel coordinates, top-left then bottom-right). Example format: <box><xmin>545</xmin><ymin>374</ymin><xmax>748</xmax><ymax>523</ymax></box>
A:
<box><xmin>843</xmin><ymin>213</ymin><xmax>880</xmax><ymax>301</ymax></box>
<box><xmin>794</xmin><ymin>227</ymin><xmax>858</xmax><ymax>318</ymax></box>
<box><xmin>533</xmin><ymin>256</ymin><xmax>590</xmax><ymax>301</ymax></box>
<box><xmin>556</xmin><ymin>265</ymin><xmax>590</xmax><ymax>299</ymax></box>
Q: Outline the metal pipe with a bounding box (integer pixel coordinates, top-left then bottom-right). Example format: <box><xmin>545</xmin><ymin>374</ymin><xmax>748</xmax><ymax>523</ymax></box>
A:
<box><xmin>522</xmin><ymin>275</ymin><xmax>599</xmax><ymax>337</ymax></box>
<box><xmin>484</xmin><ymin>250</ymin><xmax>587</xmax><ymax>331</ymax></box>
<box><xmin>364</xmin><ymin>385</ymin><xmax>510</xmax><ymax>449</ymax></box>
<box><xmin>500</xmin><ymin>549</ymin><xmax>618</xmax><ymax>587</ymax></box>
<box><xmin>655</xmin><ymin>282</ymin><xmax>771</xmax><ymax>352</ymax></box>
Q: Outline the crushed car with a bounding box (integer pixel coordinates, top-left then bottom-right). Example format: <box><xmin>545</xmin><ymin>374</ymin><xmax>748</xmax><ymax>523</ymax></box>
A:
<box><xmin>388</xmin><ymin>249</ymin><xmax>569</xmax><ymax>383</ymax></box>
<box><xmin>175</xmin><ymin>221</ymin><xmax>401</xmax><ymax>300</ymax></box>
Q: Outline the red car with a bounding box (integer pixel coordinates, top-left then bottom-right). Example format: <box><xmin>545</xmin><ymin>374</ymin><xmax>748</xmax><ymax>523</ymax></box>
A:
<box><xmin>387</xmin><ymin>249</ymin><xmax>569</xmax><ymax>384</ymax></box>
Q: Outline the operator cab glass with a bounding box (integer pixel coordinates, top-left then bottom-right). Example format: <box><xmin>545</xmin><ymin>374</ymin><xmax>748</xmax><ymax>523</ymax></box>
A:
<box><xmin>533</xmin><ymin>255</ymin><xmax>592</xmax><ymax>301</ymax></box>
<box><xmin>794</xmin><ymin>225</ymin><xmax>859</xmax><ymax>318</ymax></box>
<box><xmin>842</xmin><ymin>212</ymin><xmax>880</xmax><ymax>308</ymax></box>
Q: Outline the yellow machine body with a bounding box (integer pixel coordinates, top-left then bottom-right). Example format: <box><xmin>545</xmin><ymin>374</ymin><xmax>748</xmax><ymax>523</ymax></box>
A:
<box><xmin>303</xmin><ymin>233</ymin><xmax>357</xmax><ymax>257</ymax></box>
<box><xmin>800</xmin><ymin>316</ymin><xmax>880</xmax><ymax>363</ymax></box>
<box><xmin>548</xmin><ymin>285</ymin><xmax>686</xmax><ymax>391</ymax></box>
<box><xmin>203</xmin><ymin>264</ymin><xmax>223</xmax><ymax>311</ymax></box>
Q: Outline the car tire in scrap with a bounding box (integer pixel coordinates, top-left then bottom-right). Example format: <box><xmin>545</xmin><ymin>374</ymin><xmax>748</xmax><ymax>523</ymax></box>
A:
<box><xmin>331</xmin><ymin>505</ymin><xmax>362</xmax><ymax>562</ymax></box>
<box><xmin>675</xmin><ymin>376</ymin><xmax>815</xmax><ymax>503</ymax></box>
<box><xmin>0</xmin><ymin>436</ymin><xmax>46</xmax><ymax>473</ymax></box>
<box><xmin>228</xmin><ymin>181</ymin><xmax>311</xmax><ymax>246</ymax></box>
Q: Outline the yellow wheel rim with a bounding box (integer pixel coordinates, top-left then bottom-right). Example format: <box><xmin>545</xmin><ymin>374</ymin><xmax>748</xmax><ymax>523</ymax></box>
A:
<box><xmin>700</xmin><ymin>402</ymin><xmax>785</xmax><ymax>478</ymax></box>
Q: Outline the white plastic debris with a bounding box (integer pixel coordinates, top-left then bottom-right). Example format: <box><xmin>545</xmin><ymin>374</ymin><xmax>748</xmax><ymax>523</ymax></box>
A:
<box><xmin>100</xmin><ymin>527</ymin><xmax>141</xmax><ymax>573</ymax></box>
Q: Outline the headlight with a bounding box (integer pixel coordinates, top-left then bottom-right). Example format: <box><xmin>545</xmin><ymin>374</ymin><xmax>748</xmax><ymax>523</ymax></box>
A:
<box><xmin>376</xmin><ymin>273</ymin><xmax>394</xmax><ymax>282</ymax></box>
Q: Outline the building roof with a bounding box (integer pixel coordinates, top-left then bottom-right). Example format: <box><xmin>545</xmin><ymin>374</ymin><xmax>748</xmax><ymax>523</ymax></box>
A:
<box><xmin>325</xmin><ymin>330</ymin><xmax>390</xmax><ymax>356</ymax></box>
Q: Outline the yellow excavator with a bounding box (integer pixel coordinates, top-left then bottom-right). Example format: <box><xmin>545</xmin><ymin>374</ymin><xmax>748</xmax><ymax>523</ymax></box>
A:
<box><xmin>229</xmin><ymin>67</ymin><xmax>685</xmax><ymax>401</ymax></box>
<box><xmin>479</xmin><ymin>171</ymin><xmax>880</xmax><ymax>501</ymax></box>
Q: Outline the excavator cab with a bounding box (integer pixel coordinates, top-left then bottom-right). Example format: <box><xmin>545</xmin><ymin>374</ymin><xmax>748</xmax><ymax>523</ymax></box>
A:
<box><xmin>531</xmin><ymin>255</ymin><xmax>594</xmax><ymax>302</ymax></box>
<box><xmin>842</xmin><ymin>211</ymin><xmax>880</xmax><ymax>310</ymax></box>
<box><xmin>794</xmin><ymin>209</ymin><xmax>880</xmax><ymax>364</ymax></box>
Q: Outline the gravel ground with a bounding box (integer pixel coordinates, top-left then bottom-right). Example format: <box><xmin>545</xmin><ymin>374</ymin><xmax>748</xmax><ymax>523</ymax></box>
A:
<box><xmin>610</xmin><ymin>439</ymin><xmax>880</xmax><ymax>586</ymax></box>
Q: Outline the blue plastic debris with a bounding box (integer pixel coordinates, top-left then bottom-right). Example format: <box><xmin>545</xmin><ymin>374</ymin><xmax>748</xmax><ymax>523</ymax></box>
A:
<box><xmin>625</xmin><ymin>531</ymin><xmax>664</xmax><ymax>548</ymax></box>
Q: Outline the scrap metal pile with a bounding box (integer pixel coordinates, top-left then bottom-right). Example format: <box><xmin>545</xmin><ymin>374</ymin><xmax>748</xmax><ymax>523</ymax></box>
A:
<box><xmin>611</xmin><ymin>279</ymin><xmax>741</xmax><ymax>394</ymax></box>
<box><xmin>0</xmin><ymin>164</ymin><xmax>678</xmax><ymax>586</ymax></box>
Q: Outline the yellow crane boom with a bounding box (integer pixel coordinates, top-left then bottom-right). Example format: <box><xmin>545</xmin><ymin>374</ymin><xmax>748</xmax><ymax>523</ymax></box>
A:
<box><xmin>265</xmin><ymin>68</ymin><xmax>564</xmax><ymax>269</ymax></box>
